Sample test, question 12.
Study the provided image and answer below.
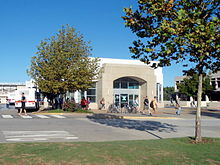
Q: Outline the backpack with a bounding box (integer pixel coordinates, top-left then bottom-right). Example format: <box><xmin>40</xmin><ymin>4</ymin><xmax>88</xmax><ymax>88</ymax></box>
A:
<box><xmin>150</xmin><ymin>101</ymin><xmax>154</xmax><ymax>108</ymax></box>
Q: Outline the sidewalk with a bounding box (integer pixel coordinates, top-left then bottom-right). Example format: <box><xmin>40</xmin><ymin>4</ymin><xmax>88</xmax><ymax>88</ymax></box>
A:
<box><xmin>1</xmin><ymin>106</ymin><xmax>220</xmax><ymax>120</ymax></box>
<box><xmin>88</xmin><ymin>107</ymin><xmax>220</xmax><ymax>120</ymax></box>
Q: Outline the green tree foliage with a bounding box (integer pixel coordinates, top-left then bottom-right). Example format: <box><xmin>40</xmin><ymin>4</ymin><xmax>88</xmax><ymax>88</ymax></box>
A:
<box><xmin>123</xmin><ymin>0</ymin><xmax>220</xmax><ymax>142</ymax></box>
<box><xmin>28</xmin><ymin>25</ymin><xmax>100</xmax><ymax>96</ymax></box>
<box><xmin>163</xmin><ymin>86</ymin><xmax>174</xmax><ymax>101</ymax></box>
<box><xmin>123</xmin><ymin>0</ymin><xmax>219</xmax><ymax>70</ymax></box>
<box><xmin>177</xmin><ymin>75</ymin><xmax>214</xmax><ymax>98</ymax></box>
<box><xmin>177</xmin><ymin>74</ymin><xmax>214</xmax><ymax>98</ymax></box>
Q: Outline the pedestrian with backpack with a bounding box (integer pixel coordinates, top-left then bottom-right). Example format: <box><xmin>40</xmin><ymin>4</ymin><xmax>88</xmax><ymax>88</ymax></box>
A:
<box><xmin>150</xmin><ymin>96</ymin><xmax>158</xmax><ymax>114</ymax></box>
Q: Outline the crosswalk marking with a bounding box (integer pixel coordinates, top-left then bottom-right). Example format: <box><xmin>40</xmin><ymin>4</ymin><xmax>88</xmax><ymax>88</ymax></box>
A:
<box><xmin>3</xmin><ymin>131</ymin><xmax>78</xmax><ymax>142</ymax></box>
<box><xmin>6</xmin><ymin>138</ymin><xmax>48</xmax><ymax>142</ymax></box>
<box><xmin>2</xmin><ymin>115</ymin><xmax>13</xmax><ymax>119</ymax></box>
<box><xmin>20</xmin><ymin>115</ymin><xmax>32</xmax><ymax>119</ymax></box>
<box><xmin>1</xmin><ymin>114</ymin><xmax>67</xmax><ymax>119</ymax></box>
<box><xmin>50</xmin><ymin>115</ymin><xmax>66</xmax><ymax>119</ymax></box>
<box><xmin>65</xmin><ymin>137</ymin><xmax>78</xmax><ymax>140</ymax></box>
<box><xmin>35</xmin><ymin>115</ymin><xmax>50</xmax><ymax>119</ymax></box>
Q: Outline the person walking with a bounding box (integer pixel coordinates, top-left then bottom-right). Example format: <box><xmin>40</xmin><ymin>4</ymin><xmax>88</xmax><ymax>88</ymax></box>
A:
<box><xmin>54</xmin><ymin>96</ymin><xmax>59</xmax><ymax>109</ymax></box>
<box><xmin>150</xmin><ymin>96</ymin><xmax>158</xmax><ymax>114</ymax></box>
<box><xmin>175</xmin><ymin>97</ymin><xmax>181</xmax><ymax>115</ymax></box>
<box><xmin>133</xmin><ymin>96</ymin><xmax>139</xmax><ymax>113</ymax></box>
<box><xmin>19</xmin><ymin>92</ymin><xmax>27</xmax><ymax>115</ymax></box>
<box><xmin>86</xmin><ymin>97</ymin><xmax>91</xmax><ymax>110</ymax></box>
<box><xmin>59</xmin><ymin>96</ymin><xmax>63</xmax><ymax>109</ymax></box>
<box><xmin>143</xmin><ymin>96</ymin><xmax>152</xmax><ymax>116</ymax></box>
<box><xmin>81</xmin><ymin>97</ymin><xmax>87</xmax><ymax>110</ymax></box>
<box><xmin>100</xmin><ymin>98</ymin><xmax>105</xmax><ymax>110</ymax></box>
<box><xmin>6</xmin><ymin>98</ymin><xmax>9</xmax><ymax>109</ymax></box>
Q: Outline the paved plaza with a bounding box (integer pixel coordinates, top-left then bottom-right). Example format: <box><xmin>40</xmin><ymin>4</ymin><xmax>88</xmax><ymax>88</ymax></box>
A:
<box><xmin>0</xmin><ymin>104</ymin><xmax>220</xmax><ymax>143</ymax></box>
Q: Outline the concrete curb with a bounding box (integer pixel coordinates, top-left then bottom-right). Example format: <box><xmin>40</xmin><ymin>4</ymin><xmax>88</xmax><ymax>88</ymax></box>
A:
<box><xmin>122</xmin><ymin>116</ymin><xmax>181</xmax><ymax>120</ymax></box>
<box><xmin>32</xmin><ymin>112</ymin><xmax>93</xmax><ymax>116</ymax></box>
<box><xmin>32</xmin><ymin>113</ymin><xmax>65</xmax><ymax>115</ymax></box>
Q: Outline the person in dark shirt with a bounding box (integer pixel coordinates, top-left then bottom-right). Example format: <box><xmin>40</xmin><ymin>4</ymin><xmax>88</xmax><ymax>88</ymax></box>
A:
<box><xmin>19</xmin><ymin>92</ymin><xmax>27</xmax><ymax>115</ymax></box>
<box><xmin>141</xmin><ymin>96</ymin><xmax>152</xmax><ymax>116</ymax></box>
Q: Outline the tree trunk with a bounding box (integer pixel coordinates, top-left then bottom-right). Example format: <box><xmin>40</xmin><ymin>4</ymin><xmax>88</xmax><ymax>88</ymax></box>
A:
<box><xmin>195</xmin><ymin>73</ymin><xmax>203</xmax><ymax>142</ymax></box>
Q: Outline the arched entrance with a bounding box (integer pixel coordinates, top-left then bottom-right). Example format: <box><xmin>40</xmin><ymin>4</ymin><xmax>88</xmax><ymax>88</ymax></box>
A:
<box><xmin>113</xmin><ymin>77</ymin><xmax>146</xmax><ymax>108</ymax></box>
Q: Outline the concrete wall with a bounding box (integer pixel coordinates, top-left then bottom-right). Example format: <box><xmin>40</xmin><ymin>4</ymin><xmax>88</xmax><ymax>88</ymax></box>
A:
<box><xmin>164</xmin><ymin>100</ymin><xmax>211</xmax><ymax>108</ymax></box>
<box><xmin>98</xmin><ymin>63</ymin><xmax>157</xmax><ymax>110</ymax></box>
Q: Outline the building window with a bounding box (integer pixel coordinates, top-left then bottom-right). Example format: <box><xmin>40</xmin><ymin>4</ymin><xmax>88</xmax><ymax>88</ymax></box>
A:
<box><xmin>156</xmin><ymin>83</ymin><xmax>162</xmax><ymax>102</ymax></box>
<box><xmin>121</xmin><ymin>81</ymin><xmax>128</xmax><ymax>89</ymax></box>
<box><xmin>113</xmin><ymin>78</ymin><xmax>139</xmax><ymax>89</ymax></box>
<box><xmin>81</xmin><ymin>82</ymin><xmax>96</xmax><ymax>103</ymax></box>
<box><xmin>129</xmin><ymin>82</ymin><xmax>139</xmax><ymax>89</ymax></box>
<box><xmin>87</xmin><ymin>83</ymin><xmax>96</xmax><ymax>103</ymax></box>
<box><xmin>113</xmin><ymin>81</ymin><xmax>120</xmax><ymax>88</ymax></box>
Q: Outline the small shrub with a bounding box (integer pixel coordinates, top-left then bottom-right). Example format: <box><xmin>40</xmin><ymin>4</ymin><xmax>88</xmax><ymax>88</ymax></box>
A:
<box><xmin>63</xmin><ymin>100</ymin><xmax>77</xmax><ymax>112</ymax></box>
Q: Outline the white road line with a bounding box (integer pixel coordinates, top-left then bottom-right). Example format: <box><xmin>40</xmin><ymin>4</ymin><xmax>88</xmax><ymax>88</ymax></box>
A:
<box><xmin>20</xmin><ymin>115</ymin><xmax>32</xmax><ymax>119</ymax></box>
<box><xmin>65</xmin><ymin>137</ymin><xmax>79</xmax><ymax>140</ymax></box>
<box><xmin>50</xmin><ymin>115</ymin><xmax>66</xmax><ymax>119</ymax></box>
<box><xmin>2</xmin><ymin>115</ymin><xmax>13</xmax><ymax>119</ymax></box>
<box><xmin>4</xmin><ymin>131</ymin><xmax>70</xmax><ymax>135</ymax></box>
<box><xmin>6</xmin><ymin>134</ymin><xmax>71</xmax><ymax>138</ymax></box>
<box><xmin>6</xmin><ymin>138</ymin><xmax>48</xmax><ymax>141</ymax></box>
<box><xmin>3</xmin><ymin>131</ymin><xmax>78</xmax><ymax>142</ymax></box>
<box><xmin>35</xmin><ymin>115</ymin><xmax>50</xmax><ymax>119</ymax></box>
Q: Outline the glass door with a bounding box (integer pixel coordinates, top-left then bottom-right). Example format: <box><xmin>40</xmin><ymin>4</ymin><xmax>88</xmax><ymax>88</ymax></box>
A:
<box><xmin>129</xmin><ymin>94</ymin><xmax>134</xmax><ymax>106</ymax></box>
<box><xmin>114</xmin><ymin>93</ymin><xmax>139</xmax><ymax>108</ymax></box>
<box><xmin>120</xmin><ymin>94</ymin><xmax>128</xmax><ymax>108</ymax></box>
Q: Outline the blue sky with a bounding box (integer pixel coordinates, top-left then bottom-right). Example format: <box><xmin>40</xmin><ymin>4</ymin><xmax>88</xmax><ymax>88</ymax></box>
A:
<box><xmin>0</xmin><ymin>0</ymin><xmax>184</xmax><ymax>87</ymax></box>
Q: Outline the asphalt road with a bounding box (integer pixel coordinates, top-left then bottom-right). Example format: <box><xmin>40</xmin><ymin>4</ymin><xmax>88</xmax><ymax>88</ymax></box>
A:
<box><xmin>0</xmin><ymin>105</ymin><xmax>220</xmax><ymax>143</ymax></box>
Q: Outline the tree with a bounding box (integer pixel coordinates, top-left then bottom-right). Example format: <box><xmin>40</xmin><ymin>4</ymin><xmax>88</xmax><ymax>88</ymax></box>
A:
<box><xmin>28</xmin><ymin>25</ymin><xmax>100</xmax><ymax>100</ymax></box>
<box><xmin>123</xmin><ymin>0</ymin><xmax>220</xmax><ymax>142</ymax></box>
<box><xmin>163</xmin><ymin>86</ymin><xmax>174</xmax><ymax>101</ymax></box>
<box><xmin>177</xmin><ymin>74</ymin><xmax>214</xmax><ymax>99</ymax></box>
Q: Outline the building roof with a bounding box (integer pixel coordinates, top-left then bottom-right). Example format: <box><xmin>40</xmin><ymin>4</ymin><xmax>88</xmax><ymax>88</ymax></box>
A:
<box><xmin>0</xmin><ymin>82</ymin><xmax>25</xmax><ymax>86</ymax></box>
<box><xmin>98</xmin><ymin>57</ymin><xmax>158</xmax><ymax>67</ymax></box>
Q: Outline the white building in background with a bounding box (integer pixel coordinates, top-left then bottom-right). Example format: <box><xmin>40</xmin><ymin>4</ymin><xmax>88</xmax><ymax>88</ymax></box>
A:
<box><xmin>0</xmin><ymin>59</ymin><xmax>164</xmax><ymax>110</ymax></box>
<box><xmin>0</xmin><ymin>82</ymin><xmax>25</xmax><ymax>104</ymax></box>
<box><xmin>210</xmin><ymin>71</ymin><xmax>220</xmax><ymax>91</ymax></box>
<box><xmin>69</xmin><ymin>58</ymin><xmax>164</xmax><ymax>109</ymax></box>
<box><xmin>174</xmin><ymin>71</ymin><xmax>220</xmax><ymax>105</ymax></box>
<box><xmin>210</xmin><ymin>71</ymin><xmax>220</xmax><ymax>101</ymax></box>
<box><xmin>0</xmin><ymin>80</ymin><xmax>35</xmax><ymax>104</ymax></box>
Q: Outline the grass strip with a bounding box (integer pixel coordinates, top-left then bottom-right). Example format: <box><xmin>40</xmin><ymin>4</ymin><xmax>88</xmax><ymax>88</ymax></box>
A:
<box><xmin>43</xmin><ymin>109</ymin><xmax>93</xmax><ymax>113</ymax></box>
<box><xmin>0</xmin><ymin>138</ymin><xmax>220</xmax><ymax>165</ymax></box>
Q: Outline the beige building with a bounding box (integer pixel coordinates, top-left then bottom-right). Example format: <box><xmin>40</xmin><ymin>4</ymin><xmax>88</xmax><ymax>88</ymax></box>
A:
<box><xmin>0</xmin><ymin>59</ymin><xmax>164</xmax><ymax>110</ymax></box>
<box><xmin>77</xmin><ymin>58</ymin><xmax>164</xmax><ymax>110</ymax></box>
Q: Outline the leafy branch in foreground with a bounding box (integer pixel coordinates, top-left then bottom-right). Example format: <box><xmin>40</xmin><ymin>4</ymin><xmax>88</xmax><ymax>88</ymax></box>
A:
<box><xmin>123</xmin><ymin>0</ymin><xmax>220</xmax><ymax>142</ymax></box>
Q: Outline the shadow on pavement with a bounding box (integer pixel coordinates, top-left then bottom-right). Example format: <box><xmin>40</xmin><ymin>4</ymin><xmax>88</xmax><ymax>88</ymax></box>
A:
<box><xmin>87</xmin><ymin>114</ymin><xmax>177</xmax><ymax>139</ymax></box>
<box><xmin>190</xmin><ymin>110</ymin><xmax>220</xmax><ymax>119</ymax></box>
